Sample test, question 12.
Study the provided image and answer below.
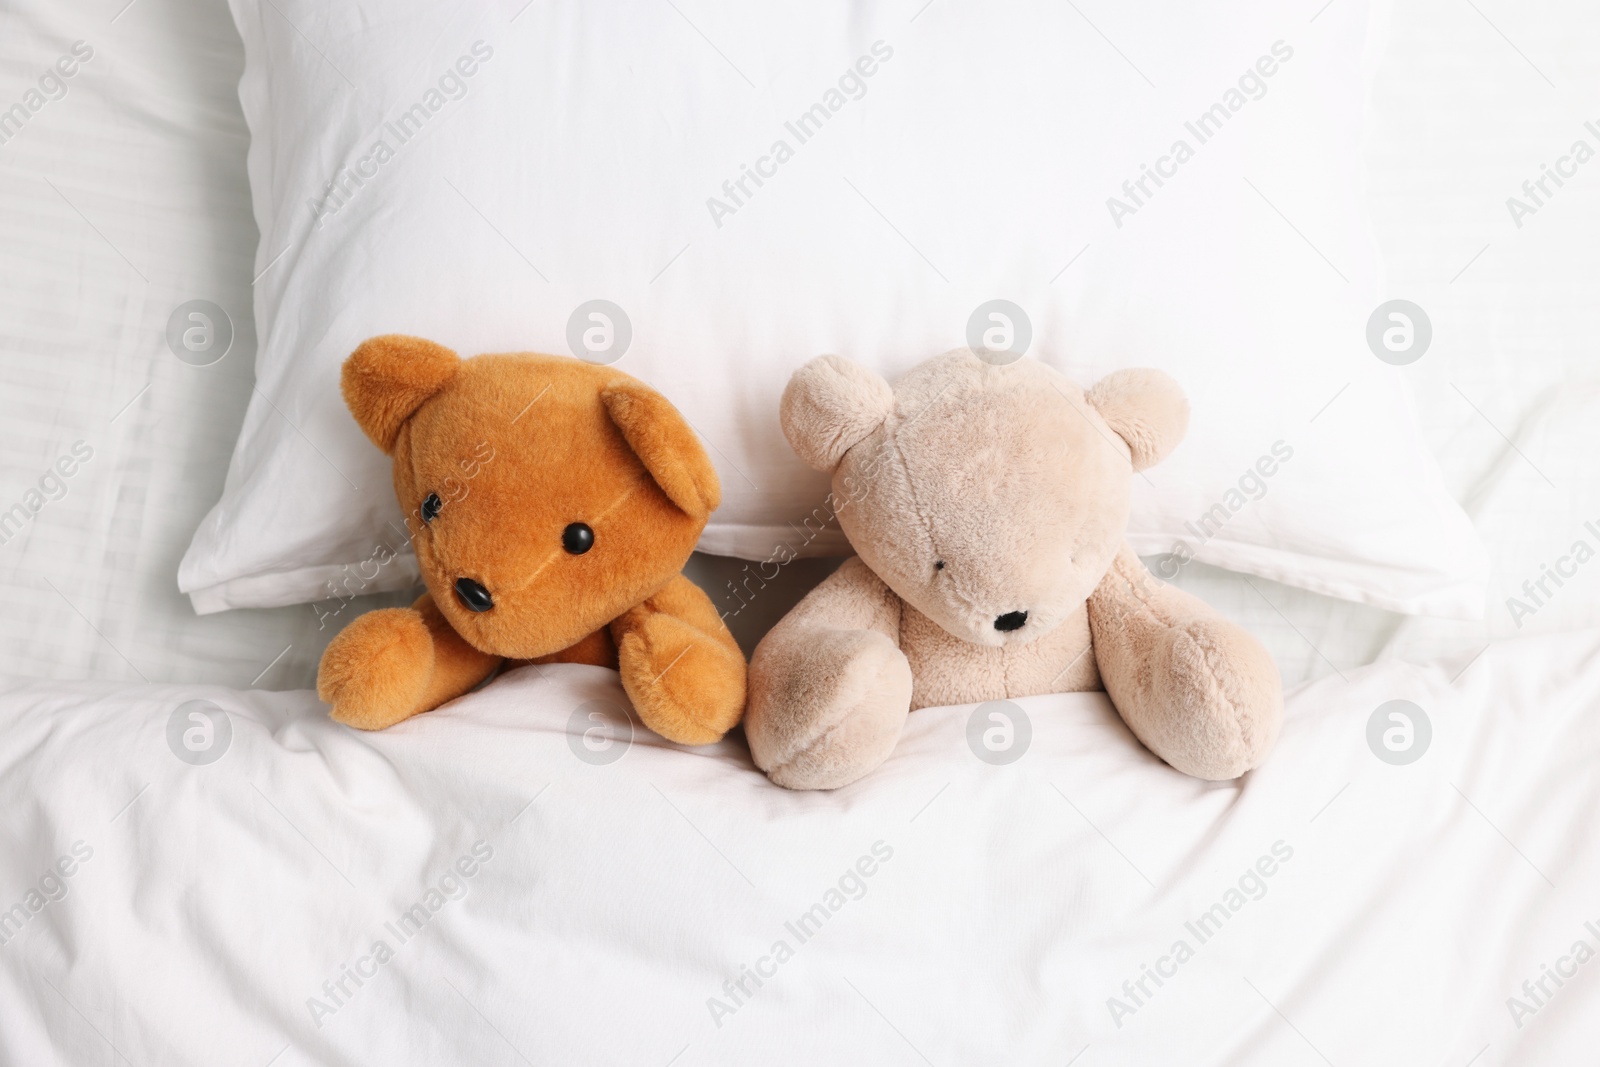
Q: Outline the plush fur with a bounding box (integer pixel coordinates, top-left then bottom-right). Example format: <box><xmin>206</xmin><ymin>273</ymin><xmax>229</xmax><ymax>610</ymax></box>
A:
<box><xmin>746</xmin><ymin>350</ymin><xmax>1283</xmax><ymax>789</ymax></box>
<box><xmin>316</xmin><ymin>335</ymin><xmax>746</xmax><ymax>744</ymax></box>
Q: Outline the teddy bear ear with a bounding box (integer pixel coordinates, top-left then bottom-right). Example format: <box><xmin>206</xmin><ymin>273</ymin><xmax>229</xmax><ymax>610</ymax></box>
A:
<box><xmin>600</xmin><ymin>380</ymin><xmax>721</xmax><ymax>521</ymax></box>
<box><xmin>1085</xmin><ymin>368</ymin><xmax>1189</xmax><ymax>472</ymax></box>
<box><xmin>780</xmin><ymin>355</ymin><xmax>896</xmax><ymax>473</ymax></box>
<box><xmin>341</xmin><ymin>335</ymin><xmax>462</xmax><ymax>454</ymax></box>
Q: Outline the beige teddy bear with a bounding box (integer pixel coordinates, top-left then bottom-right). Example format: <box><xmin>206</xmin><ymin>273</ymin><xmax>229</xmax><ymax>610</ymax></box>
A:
<box><xmin>746</xmin><ymin>350</ymin><xmax>1283</xmax><ymax>790</ymax></box>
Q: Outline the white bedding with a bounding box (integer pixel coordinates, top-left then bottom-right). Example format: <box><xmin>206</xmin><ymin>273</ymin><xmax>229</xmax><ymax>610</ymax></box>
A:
<box><xmin>177</xmin><ymin>0</ymin><xmax>1500</xmax><ymax>622</ymax></box>
<box><xmin>3</xmin><ymin>0</ymin><xmax>1597</xmax><ymax>693</ymax></box>
<box><xmin>0</xmin><ymin>0</ymin><xmax>389</xmax><ymax>691</ymax></box>
<box><xmin>0</xmin><ymin>0</ymin><xmax>1586</xmax><ymax>699</ymax></box>
<box><xmin>4</xmin><ymin>1</ymin><xmax>1600</xmax><ymax>1061</ymax></box>
<box><xmin>3</xmin><ymin>630</ymin><xmax>1598</xmax><ymax>1065</ymax></box>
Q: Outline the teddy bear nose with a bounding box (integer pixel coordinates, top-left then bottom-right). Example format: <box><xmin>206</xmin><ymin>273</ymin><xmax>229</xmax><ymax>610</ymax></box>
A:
<box><xmin>454</xmin><ymin>577</ymin><xmax>494</xmax><ymax>613</ymax></box>
<box><xmin>994</xmin><ymin>610</ymin><xmax>1028</xmax><ymax>632</ymax></box>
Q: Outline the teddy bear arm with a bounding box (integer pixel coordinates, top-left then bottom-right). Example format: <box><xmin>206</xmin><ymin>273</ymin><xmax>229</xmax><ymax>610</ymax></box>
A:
<box><xmin>610</xmin><ymin>574</ymin><xmax>747</xmax><ymax>746</ymax></box>
<box><xmin>409</xmin><ymin>593</ymin><xmax>504</xmax><ymax>710</ymax></box>
<box><xmin>745</xmin><ymin>557</ymin><xmax>914</xmax><ymax>789</ymax></box>
<box><xmin>316</xmin><ymin>593</ymin><xmax>501</xmax><ymax>730</ymax></box>
<box><xmin>1086</xmin><ymin>546</ymin><xmax>1283</xmax><ymax>780</ymax></box>
<box><xmin>524</xmin><ymin>627</ymin><xmax>618</xmax><ymax>668</ymax></box>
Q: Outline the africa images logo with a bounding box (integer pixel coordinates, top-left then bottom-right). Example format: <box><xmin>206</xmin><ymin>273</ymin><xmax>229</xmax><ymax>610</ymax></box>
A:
<box><xmin>305</xmin><ymin>841</ymin><xmax>495</xmax><ymax>1028</ymax></box>
<box><xmin>308</xmin><ymin>42</ymin><xmax>495</xmax><ymax>228</ymax></box>
<box><xmin>705</xmin><ymin>841</ymin><xmax>895</xmax><ymax>1027</ymax></box>
<box><xmin>705</xmin><ymin>41</ymin><xmax>895</xmax><ymax>229</ymax></box>
<box><xmin>1105</xmin><ymin>40</ymin><xmax>1294</xmax><ymax>228</ymax></box>
<box><xmin>1106</xmin><ymin>841</ymin><xmax>1295</xmax><ymax>1028</ymax></box>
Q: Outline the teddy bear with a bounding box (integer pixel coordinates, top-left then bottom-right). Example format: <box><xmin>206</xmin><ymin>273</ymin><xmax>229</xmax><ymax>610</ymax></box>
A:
<box><xmin>315</xmin><ymin>334</ymin><xmax>747</xmax><ymax>745</ymax></box>
<box><xmin>745</xmin><ymin>349</ymin><xmax>1283</xmax><ymax>789</ymax></box>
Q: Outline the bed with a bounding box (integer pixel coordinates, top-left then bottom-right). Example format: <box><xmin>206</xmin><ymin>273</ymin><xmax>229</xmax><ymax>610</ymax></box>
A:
<box><xmin>2</xmin><ymin>0</ymin><xmax>1598</xmax><ymax>1062</ymax></box>
<box><xmin>4</xmin><ymin>631</ymin><xmax>1600</xmax><ymax>1064</ymax></box>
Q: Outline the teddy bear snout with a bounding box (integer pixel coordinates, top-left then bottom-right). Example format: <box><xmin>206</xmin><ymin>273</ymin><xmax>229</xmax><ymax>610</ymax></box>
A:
<box><xmin>994</xmin><ymin>610</ymin><xmax>1029</xmax><ymax>633</ymax></box>
<box><xmin>453</xmin><ymin>576</ymin><xmax>494</xmax><ymax>613</ymax></box>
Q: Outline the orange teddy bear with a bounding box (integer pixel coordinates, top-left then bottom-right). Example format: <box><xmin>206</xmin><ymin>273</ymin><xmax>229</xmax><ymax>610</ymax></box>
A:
<box><xmin>315</xmin><ymin>335</ymin><xmax>747</xmax><ymax>745</ymax></box>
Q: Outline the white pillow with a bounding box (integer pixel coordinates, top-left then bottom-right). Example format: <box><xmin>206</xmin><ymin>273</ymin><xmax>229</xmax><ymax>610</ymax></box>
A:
<box><xmin>182</xmin><ymin>0</ymin><xmax>1487</xmax><ymax>618</ymax></box>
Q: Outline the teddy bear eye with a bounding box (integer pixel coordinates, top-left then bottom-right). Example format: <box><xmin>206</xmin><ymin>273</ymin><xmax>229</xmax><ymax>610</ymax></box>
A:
<box><xmin>934</xmin><ymin>560</ymin><xmax>945</xmax><ymax>571</ymax></box>
<box><xmin>562</xmin><ymin>522</ymin><xmax>594</xmax><ymax>555</ymax></box>
<box><xmin>420</xmin><ymin>493</ymin><xmax>442</xmax><ymax>523</ymax></box>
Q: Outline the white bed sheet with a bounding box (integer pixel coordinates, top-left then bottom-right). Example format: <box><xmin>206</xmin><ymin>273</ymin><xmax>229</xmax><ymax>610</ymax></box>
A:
<box><xmin>2</xmin><ymin>4</ymin><xmax>1599</xmax><ymax>1060</ymax></box>
<box><xmin>2</xmin><ymin>630</ymin><xmax>1598</xmax><ymax>1065</ymax></box>
<box><xmin>0</xmin><ymin>0</ymin><xmax>417</xmax><ymax>691</ymax></box>
<box><xmin>1155</xmin><ymin>0</ymin><xmax>1600</xmax><ymax>687</ymax></box>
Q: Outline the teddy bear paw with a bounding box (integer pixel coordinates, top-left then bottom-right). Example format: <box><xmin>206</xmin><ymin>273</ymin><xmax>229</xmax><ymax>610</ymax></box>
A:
<box><xmin>747</xmin><ymin>628</ymin><xmax>914</xmax><ymax>790</ymax></box>
<box><xmin>1149</xmin><ymin>616</ymin><xmax>1284</xmax><ymax>780</ymax></box>
<box><xmin>317</xmin><ymin>608</ymin><xmax>435</xmax><ymax>730</ymax></box>
<box><xmin>617</xmin><ymin>612</ymin><xmax>747</xmax><ymax>746</ymax></box>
